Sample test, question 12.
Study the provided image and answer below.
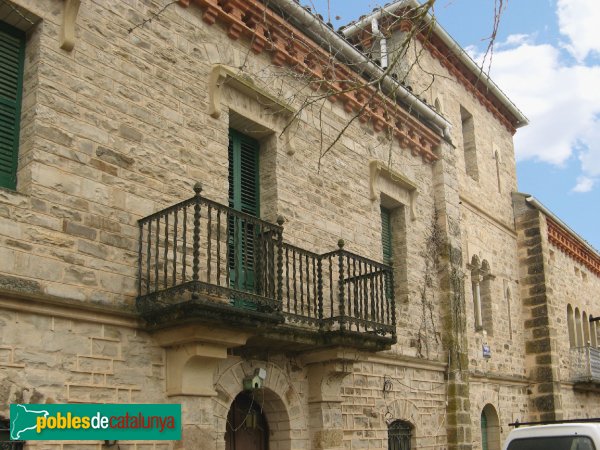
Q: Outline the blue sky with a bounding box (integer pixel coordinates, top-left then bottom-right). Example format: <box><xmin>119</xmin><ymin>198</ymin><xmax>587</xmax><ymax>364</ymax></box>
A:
<box><xmin>309</xmin><ymin>0</ymin><xmax>600</xmax><ymax>250</ymax></box>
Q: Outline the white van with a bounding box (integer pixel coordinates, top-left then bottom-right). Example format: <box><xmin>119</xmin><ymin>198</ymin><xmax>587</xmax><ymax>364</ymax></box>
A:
<box><xmin>503</xmin><ymin>423</ymin><xmax>600</xmax><ymax>450</ymax></box>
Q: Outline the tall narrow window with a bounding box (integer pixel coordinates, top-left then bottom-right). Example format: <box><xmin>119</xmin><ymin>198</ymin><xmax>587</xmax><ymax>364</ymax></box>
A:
<box><xmin>0</xmin><ymin>22</ymin><xmax>26</xmax><ymax>190</ymax></box>
<box><xmin>460</xmin><ymin>106</ymin><xmax>478</xmax><ymax>181</ymax></box>
<box><xmin>381</xmin><ymin>206</ymin><xmax>393</xmax><ymax>265</ymax></box>
<box><xmin>591</xmin><ymin>315</ymin><xmax>597</xmax><ymax>348</ymax></box>
<box><xmin>480</xmin><ymin>260</ymin><xmax>494</xmax><ymax>336</ymax></box>
<box><xmin>494</xmin><ymin>150</ymin><xmax>502</xmax><ymax>193</ymax></box>
<box><xmin>470</xmin><ymin>256</ymin><xmax>483</xmax><ymax>331</ymax></box>
<box><xmin>506</xmin><ymin>287</ymin><xmax>513</xmax><ymax>340</ymax></box>
<box><xmin>381</xmin><ymin>206</ymin><xmax>393</xmax><ymax>301</ymax></box>
<box><xmin>567</xmin><ymin>304</ymin><xmax>576</xmax><ymax>348</ymax></box>
<box><xmin>228</xmin><ymin>129</ymin><xmax>259</xmax><ymax>296</ymax></box>
<box><xmin>583</xmin><ymin>311</ymin><xmax>590</xmax><ymax>346</ymax></box>
<box><xmin>575</xmin><ymin>308</ymin><xmax>583</xmax><ymax>347</ymax></box>
<box><xmin>388</xmin><ymin>420</ymin><xmax>412</xmax><ymax>450</ymax></box>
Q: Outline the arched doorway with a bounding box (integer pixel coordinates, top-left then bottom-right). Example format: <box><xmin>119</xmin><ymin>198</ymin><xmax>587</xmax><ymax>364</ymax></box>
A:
<box><xmin>226</xmin><ymin>392</ymin><xmax>269</xmax><ymax>450</ymax></box>
<box><xmin>481</xmin><ymin>404</ymin><xmax>501</xmax><ymax>450</ymax></box>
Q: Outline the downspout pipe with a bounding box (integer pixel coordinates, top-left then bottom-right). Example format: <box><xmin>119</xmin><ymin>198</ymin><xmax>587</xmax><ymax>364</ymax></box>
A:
<box><xmin>371</xmin><ymin>18</ymin><xmax>388</xmax><ymax>69</ymax></box>
<box><xmin>341</xmin><ymin>0</ymin><xmax>529</xmax><ymax>128</ymax></box>
<box><xmin>268</xmin><ymin>0</ymin><xmax>453</xmax><ymax>140</ymax></box>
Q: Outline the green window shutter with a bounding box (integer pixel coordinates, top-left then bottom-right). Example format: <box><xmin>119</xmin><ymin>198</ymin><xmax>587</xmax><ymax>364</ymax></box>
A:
<box><xmin>228</xmin><ymin>129</ymin><xmax>259</xmax><ymax>215</ymax></box>
<box><xmin>0</xmin><ymin>22</ymin><xmax>25</xmax><ymax>190</ymax></box>
<box><xmin>228</xmin><ymin>129</ymin><xmax>259</xmax><ymax>299</ymax></box>
<box><xmin>381</xmin><ymin>206</ymin><xmax>392</xmax><ymax>265</ymax></box>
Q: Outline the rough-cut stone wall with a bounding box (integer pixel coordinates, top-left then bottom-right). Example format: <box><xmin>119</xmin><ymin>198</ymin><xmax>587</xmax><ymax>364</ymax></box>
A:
<box><xmin>512</xmin><ymin>194</ymin><xmax>563</xmax><ymax>422</ymax></box>
<box><xmin>0</xmin><ymin>298</ymin><xmax>170</xmax><ymax>449</ymax></box>
<box><xmin>546</xmin><ymin>219</ymin><xmax>600</xmax><ymax>419</ymax></box>
<box><xmin>341</xmin><ymin>357</ymin><xmax>447</xmax><ymax>450</ymax></box>
<box><xmin>387</xmin><ymin>21</ymin><xmax>530</xmax><ymax>449</ymax></box>
<box><xmin>0</xmin><ymin>1</ymin><xmax>562</xmax><ymax>449</ymax></box>
<box><xmin>0</xmin><ymin>1</ymin><xmax>446</xmax><ymax>448</ymax></box>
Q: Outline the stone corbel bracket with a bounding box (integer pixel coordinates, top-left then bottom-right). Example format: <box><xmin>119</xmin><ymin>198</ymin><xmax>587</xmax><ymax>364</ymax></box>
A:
<box><xmin>208</xmin><ymin>64</ymin><xmax>299</xmax><ymax>155</ymax></box>
<box><xmin>302</xmin><ymin>348</ymin><xmax>359</xmax><ymax>403</ymax></box>
<box><xmin>60</xmin><ymin>0</ymin><xmax>81</xmax><ymax>51</ymax></box>
<box><xmin>153</xmin><ymin>323</ymin><xmax>251</xmax><ymax>397</ymax></box>
<box><xmin>369</xmin><ymin>160</ymin><xmax>418</xmax><ymax>221</ymax></box>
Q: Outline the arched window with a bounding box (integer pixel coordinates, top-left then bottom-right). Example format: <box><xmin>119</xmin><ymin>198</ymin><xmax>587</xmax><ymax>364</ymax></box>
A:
<box><xmin>591</xmin><ymin>316</ymin><xmax>598</xmax><ymax>348</ymax></box>
<box><xmin>470</xmin><ymin>256</ymin><xmax>483</xmax><ymax>331</ymax></box>
<box><xmin>494</xmin><ymin>150</ymin><xmax>502</xmax><ymax>193</ymax></box>
<box><xmin>480</xmin><ymin>260</ymin><xmax>494</xmax><ymax>335</ymax></box>
<box><xmin>388</xmin><ymin>420</ymin><xmax>413</xmax><ymax>450</ymax></box>
<box><xmin>567</xmin><ymin>304</ymin><xmax>576</xmax><ymax>348</ymax></box>
<box><xmin>506</xmin><ymin>287</ymin><xmax>513</xmax><ymax>339</ymax></box>
<box><xmin>583</xmin><ymin>311</ymin><xmax>590</xmax><ymax>346</ymax></box>
<box><xmin>481</xmin><ymin>404</ymin><xmax>501</xmax><ymax>450</ymax></box>
<box><xmin>575</xmin><ymin>307</ymin><xmax>583</xmax><ymax>347</ymax></box>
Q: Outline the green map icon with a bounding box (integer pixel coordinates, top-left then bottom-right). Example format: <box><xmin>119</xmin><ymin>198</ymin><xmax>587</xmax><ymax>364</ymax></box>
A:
<box><xmin>10</xmin><ymin>404</ymin><xmax>49</xmax><ymax>440</ymax></box>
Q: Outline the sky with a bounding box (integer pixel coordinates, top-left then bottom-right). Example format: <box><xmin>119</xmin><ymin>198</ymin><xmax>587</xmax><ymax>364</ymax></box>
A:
<box><xmin>308</xmin><ymin>0</ymin><xmax>600</xmax><ymax>251</ymax></box>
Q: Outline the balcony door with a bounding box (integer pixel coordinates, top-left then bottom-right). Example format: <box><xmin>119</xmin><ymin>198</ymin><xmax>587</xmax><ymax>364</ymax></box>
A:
<box><xmin>228</xmin><ymin>129</ymin><xmax>260</xmax><ymax>298</ymax></box>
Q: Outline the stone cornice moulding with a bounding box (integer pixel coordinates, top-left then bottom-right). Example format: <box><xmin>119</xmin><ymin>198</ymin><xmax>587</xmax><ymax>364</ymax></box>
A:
<box><xmin>0</xmin><ymin>289</ymin><xmax>140</xmax><ymax>329</ymax></box>
<box><xmin>369</xmin><ymin>160</ymin><xmax>418</xmax><ymax>221</ymax></box>
<box><xmin>208</xmin><ymin>64</ymin><xmax>298</xmax><ymax>155</ymax></box>
<box><xmin>180</xmin><ymin>0</ymin><xmax>441</xmax><ymax>162</ymax></box>
<box><xmin>547</xmin><ymin>217</ymin><xmax>600</xmax><ymax>277</ymax></box>
<box><xmin>60</xmin><ymin>0</ymin><xmax>81</xmax><ymax>51</ymax></box>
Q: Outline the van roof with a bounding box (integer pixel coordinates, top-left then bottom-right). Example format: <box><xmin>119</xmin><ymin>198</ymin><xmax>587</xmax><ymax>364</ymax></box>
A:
<box><xmin>508</xmin><ymin>423</ymin><xmax>600</xmax><ymax>439</ymax></box>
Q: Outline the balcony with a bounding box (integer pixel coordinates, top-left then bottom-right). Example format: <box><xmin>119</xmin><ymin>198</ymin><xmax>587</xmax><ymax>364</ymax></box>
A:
<box><xmin>570</xmin><ymin>347</ymin><xmax>600</xmax><ymax>386</ymax></box>
<box><xmin>136</xmin><ymin>185</ymin><xmax>396</xmax><ymax>351</ymax></box>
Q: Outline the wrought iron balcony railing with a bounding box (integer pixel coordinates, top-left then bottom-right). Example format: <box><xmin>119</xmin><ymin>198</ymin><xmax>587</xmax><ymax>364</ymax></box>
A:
<box><xmin>570</xmin><ymin>346</ymin><xmax>600</xmax><ymax>383</ymax></box>
<box><xmin>136</xmin><ymin>185</ymin><xmax>396</xmax><ymax>343</ymax></box>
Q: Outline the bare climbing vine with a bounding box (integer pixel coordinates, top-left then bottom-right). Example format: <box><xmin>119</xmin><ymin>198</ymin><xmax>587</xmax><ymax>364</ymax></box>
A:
<box><xmin>415</xmin><ymin>209</ymin><xmax>444</xmax><ymax>358</ymax></box>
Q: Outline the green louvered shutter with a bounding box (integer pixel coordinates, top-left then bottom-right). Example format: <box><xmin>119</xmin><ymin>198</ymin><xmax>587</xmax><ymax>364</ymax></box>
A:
<box><xmin>0</xmin><ymin>23</ymin><xmax>25</xmax><ymax>190</ymax></box>
<box><xmin>228</xmin><ymin>130</ymin><xmax>259</xmax><ymax>299</ymax></box>
<box><xmin>381</xmin><ymin>206</ymin><xmax>392</xmax><ymax>265</ymax></box>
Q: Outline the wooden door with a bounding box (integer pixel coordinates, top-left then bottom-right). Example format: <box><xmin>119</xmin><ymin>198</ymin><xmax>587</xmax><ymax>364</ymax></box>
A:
<box><xmin>225</xmin><ymin>393</ymin><xmax>268</xmax><ymax>450</ymax></box>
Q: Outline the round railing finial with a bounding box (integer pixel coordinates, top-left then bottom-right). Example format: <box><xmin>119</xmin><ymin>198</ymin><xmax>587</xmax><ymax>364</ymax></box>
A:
<box><xmin>337</xmin><ymin>239</ymin><xmax>345</xmax><ymax>249</ymax></box>
<box><xmin>276</xmin><ymin>215</ymin><xmax>285</xmax><ymax>226</ymax></box>
<box><xmin>193</xmin><ymin>182</ymin><xmax>203</xmax><ymax>195</ymax></box>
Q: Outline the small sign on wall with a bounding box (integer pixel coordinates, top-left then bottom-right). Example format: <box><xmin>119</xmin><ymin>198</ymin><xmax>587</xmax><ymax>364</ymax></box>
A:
<box><xmin>482</xmin><ymin>344</ymin><xmax>492</xmax><ymax>358</ymax></box>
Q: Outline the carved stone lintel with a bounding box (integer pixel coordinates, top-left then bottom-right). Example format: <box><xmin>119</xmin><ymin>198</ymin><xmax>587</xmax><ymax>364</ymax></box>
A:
<box><xmin>369</xmin><ymin>160</ymin><xmax>418</xmax><ymax>220</ymax></box>
<box><xmin>60</xmin><ymin>0</ymin><xmax>81</xmax><ymax>51</ymax></box>
<box><xmin>208</xmin><ymin>64</ymin><xmax>298</xmax><ymax>155</ymax></box>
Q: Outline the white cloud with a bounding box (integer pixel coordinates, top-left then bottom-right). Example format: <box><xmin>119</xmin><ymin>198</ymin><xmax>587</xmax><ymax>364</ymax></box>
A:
<box><xmin>484</xmin><ymin>42</ymin><xmax>600</xmax><ymax>168</ymax></box>
<box><xmin>495</xmin><ymin>34</ymin><xmax>533</xmax><ymax>49</ymax></box>
<box><xmin>572</xmin><ymin>176</ymin><xmax>596</xmax><ymax>192</ymax></box>
<box><xmin>557</xmin><ymin>0</ymin><xmax>600</xmax><ymax>61</ymax></box>
<box><xmin>465</xmin><ymin>0</ymin><xmax>600</xmax><ymax>192</ymax></box>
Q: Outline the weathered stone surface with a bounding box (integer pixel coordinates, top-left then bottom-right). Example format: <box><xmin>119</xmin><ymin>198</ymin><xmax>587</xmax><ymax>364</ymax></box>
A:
<box><xmin>0</xmin><ymin>274</ymin><xmax>41</xmax><ymax>294</ymax></box>
<box><xmin>63</xmin><ymin>221</ymin><xmax>97</xmax><ymax>240</ymax></box>
<box><xmin>96</xmin><ymin>146</ymin><xmax>135</xmax><ymax>168</ymax></box>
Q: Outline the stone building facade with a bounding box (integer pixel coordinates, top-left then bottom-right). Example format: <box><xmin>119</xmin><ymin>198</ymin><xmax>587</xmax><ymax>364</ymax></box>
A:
<box><xmin>0</xmin><ymin>0</ymin><xmax>597</xmax><ymax>450</ymax></box>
